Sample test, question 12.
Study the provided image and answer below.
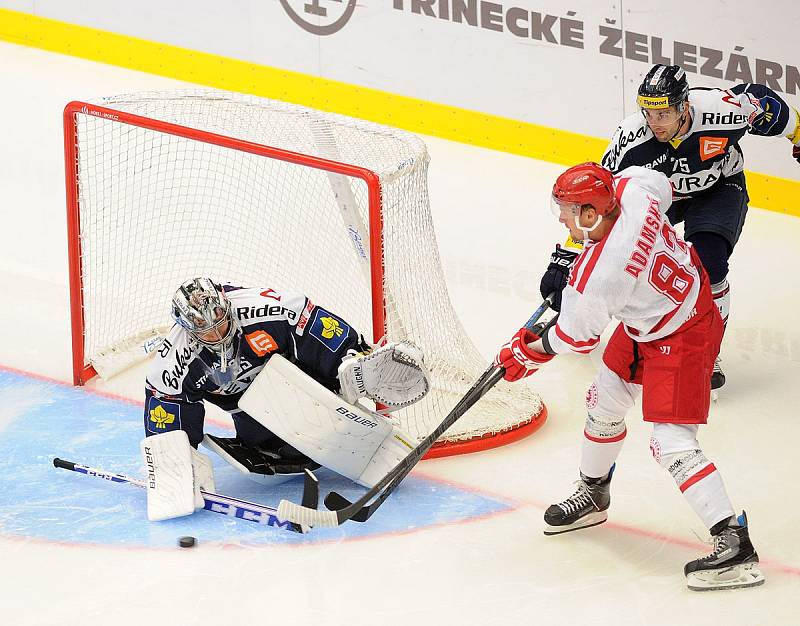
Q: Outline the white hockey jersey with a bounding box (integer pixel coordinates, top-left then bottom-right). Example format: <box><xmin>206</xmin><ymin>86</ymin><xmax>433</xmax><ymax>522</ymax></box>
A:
<box><xmin>601</xmin><ymin>84</ymin><xmax>800</xmax><ymax>197</ymax></box>
<box><xmin>546</xmin><ymin>166</ymin><xmax>703</xmax><ymax>355</ymax></box>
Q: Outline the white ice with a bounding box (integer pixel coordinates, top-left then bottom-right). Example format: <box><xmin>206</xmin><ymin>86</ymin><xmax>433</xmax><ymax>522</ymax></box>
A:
<box><xmin>0</xmin><ymin>41</ymin><xmax>798</xmax><ymax>626</ymax></box>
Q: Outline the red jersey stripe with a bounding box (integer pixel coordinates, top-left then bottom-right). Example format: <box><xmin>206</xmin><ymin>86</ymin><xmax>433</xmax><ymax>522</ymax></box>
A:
<box><xmin>555</xmin><ymin>324</ymin><xmax>600</xmax><ymax>351</ymax></box>
<box><xmin>575</xmin><ymin>231</ymin><xmax>611</xmax><ymax>294</ymax></box>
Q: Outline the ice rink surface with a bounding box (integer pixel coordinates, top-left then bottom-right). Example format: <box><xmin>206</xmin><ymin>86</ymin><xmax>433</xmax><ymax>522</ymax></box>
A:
<box><xmin>1</xmin><ymin>42</ymin><xmax>799</xmax><ymax>625</ymax></box>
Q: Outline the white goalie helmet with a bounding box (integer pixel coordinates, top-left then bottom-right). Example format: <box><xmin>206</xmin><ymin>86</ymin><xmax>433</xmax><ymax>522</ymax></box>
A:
<box><xmin>171</xmin><ymin>277</ymin><xmax>240</xmax><ymax>372</ymax></box>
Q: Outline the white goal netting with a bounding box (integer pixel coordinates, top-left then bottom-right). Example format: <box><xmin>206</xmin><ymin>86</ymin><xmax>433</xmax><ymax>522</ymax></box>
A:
<box><xmin>65</xmin><ymin>89</ymin><xmax>544</xmax><ymax>451</ymax></box>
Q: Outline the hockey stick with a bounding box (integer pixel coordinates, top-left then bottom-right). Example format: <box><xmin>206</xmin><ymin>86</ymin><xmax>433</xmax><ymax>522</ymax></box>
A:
<box><xmin>53</xmin><ymin>457</ymin><xmax>309</xmax><ymax>534</ymax></box>
<box><xmin>277</xmin><ymin>294</ymin><xmax>554</xmax><ymax>528</ymax></box>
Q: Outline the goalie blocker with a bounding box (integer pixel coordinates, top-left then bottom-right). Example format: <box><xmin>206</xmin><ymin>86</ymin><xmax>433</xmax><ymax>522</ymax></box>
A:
<box><xmin>239</xmin><ymin>349</ymin><xmax>426</xmax><ymax>488</ymax></box>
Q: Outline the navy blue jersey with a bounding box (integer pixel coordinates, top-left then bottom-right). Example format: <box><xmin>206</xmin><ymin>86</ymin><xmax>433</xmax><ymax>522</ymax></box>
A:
<box><xmin>143</xmin><ymin>286</ymin><xmax>367</xmax><ymax>443</ymax></box>
<box><xmin>602</xmin><ymin>84</ymin><xmax>799</xmax><ymax>197</ymax></box>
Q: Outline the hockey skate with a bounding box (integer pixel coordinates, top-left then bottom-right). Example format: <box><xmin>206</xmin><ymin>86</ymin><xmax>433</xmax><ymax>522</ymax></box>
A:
<box><xmin>543</xmin><ymin>465</ymin><xmax>614</xmax><ymax>535</ymax></box>
<box><xmin>203</xmin><ymin>434</ymin><xmax>319</xmax><ymax>478</ymax></box>
<box><xmin>711</xmin><ymin>356</ymin><xmax>726</xmax><ymax>390</ymax></box>
<box><xmin>684</xmin><ymin>511</ymin><xmax>765</xmax><ymax>591</ymax></box>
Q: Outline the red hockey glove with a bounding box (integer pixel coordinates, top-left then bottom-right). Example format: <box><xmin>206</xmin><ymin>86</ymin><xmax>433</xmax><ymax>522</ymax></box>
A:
<box><xmin>793</xmin><ymin>143</ymin><xmax>800</xmax><ymax>164</ymax></box>
<box><xmin>494</xmin><ymin>328</ymin><xmax>554</xmax><ymax>382</ymax></box>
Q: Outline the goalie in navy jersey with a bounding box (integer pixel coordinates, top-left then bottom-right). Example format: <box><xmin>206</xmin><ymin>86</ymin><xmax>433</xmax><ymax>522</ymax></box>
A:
<box><xmin>542</xmin><ymin>63</ymin><xmax>800</xmax><ymax>391</ymax></box>
<box><xmin>499</xmin><ymin>163</ymin><xmax>763</xmax><ymax>591</ymax></box>
<box><xmin>141</xmin><ymin>278</ymin><xmax>429</xmax><ymax>523</ymax></box>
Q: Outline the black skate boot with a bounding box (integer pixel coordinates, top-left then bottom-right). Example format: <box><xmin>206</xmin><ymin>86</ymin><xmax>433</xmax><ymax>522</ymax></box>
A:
<box><xmin>543</xmin><ymin>465</ymin><xmax>614</xmax><ymax>535</ymax></box>
<box><xmin>684</xmin><ymin>511</ymin><xmax>765</xmax><ymax>591</ymax></box>
<box><xmin>710</xmin><ymin>357</ymin><xmax>726</xmax><ymax>390</ymax></box>
<box><xmin>203</xmin><ymin>434</ymin><xmax>319</xmax><ymax>478</ymax></box>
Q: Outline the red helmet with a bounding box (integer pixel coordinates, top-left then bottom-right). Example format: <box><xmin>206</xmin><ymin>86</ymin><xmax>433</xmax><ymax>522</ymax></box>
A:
<box><xmin>552</xmin><ymin>162</ymin><xmax>617</xmax><ymax>216</ymax></box>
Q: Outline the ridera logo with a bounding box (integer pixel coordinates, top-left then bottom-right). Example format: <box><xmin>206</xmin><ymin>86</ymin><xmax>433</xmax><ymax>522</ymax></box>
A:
<box><xmin>279</xmin><ymin>0</ymin><xmax>357</xmax><ymax>36</ymax></box>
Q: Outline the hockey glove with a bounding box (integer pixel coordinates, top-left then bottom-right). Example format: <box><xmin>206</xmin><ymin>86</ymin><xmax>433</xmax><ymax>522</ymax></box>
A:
<box><xmin>539</xmin><ymin>244</ymin><xmax>578</xmax><ymax>311</ymax></box>
<box><xmin>494</xmin><ymin>328</ymin><xmax>554</xmax><ymax>382</ymax></box>
<box><xmin>793</xmin><ymin>143</ymin><xmax>800</xmax><ymax>164</ymax></box>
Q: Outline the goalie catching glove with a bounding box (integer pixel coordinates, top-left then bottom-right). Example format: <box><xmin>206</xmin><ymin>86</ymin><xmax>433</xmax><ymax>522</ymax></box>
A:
<box><xmin>337</xmin><ymin>341</ymin><xmax>429</xmax><ymax>409</ymax></box>
<box><xmin>495</xmin><ymin>328</ymin><xmax>554</xmax><ymax>382</ymax></box>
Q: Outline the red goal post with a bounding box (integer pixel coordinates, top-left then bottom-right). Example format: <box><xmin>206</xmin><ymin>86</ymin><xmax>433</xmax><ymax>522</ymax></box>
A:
<box><xmin>63</xmin><ymin>91</ymin><xmax>546</xmax><ymax>457</ymax></box>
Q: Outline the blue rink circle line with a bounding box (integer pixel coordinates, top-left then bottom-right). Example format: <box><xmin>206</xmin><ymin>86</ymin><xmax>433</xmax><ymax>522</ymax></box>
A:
<box><xmin>0</xmin><ymin>367</ymin><xmax>513</xmax><ymax>548</ymax></box>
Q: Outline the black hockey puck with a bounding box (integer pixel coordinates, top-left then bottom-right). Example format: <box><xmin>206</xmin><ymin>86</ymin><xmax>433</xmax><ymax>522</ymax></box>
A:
<box><xmin>178</xmin><ymin>536</ymin><xmax>197</xmax><ymax>548</ymax></box>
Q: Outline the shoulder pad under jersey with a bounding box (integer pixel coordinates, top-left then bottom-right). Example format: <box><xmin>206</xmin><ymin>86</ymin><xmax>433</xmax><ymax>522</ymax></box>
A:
<box><xmin>601</xmin><ymin>112</ymin><xmax>651</xmax><ymax>173</ymax></box>
<box><xmin>687</xmin><ymin>88</ymin><xmax>751</xmax><ymax>131</ymax></box>
<box><xmin>227</xmin><ymin>287</ymin><xmax>307</xmax><ymax>328</ymax></box>
<box><xmin>146</xmin><ymin>325</ymin><xmax>198</xmax><ymax>396</ymax></box>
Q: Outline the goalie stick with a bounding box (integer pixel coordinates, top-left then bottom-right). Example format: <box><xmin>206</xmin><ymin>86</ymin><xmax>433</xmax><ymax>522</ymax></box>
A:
<box><xmin>277</xmin><ymin>294</ymin><xmax>554</xmax><ymax>528</ymax></box>
<box><xmin>53</xmin><ymin>457</ymin><xmax>319</xmax><ymax>534</ymax></box>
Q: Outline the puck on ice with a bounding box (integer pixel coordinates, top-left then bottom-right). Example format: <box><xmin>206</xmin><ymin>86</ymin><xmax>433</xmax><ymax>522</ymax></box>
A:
<box><xmin>178</xmin><ymin>536</ymin><xmax>197</xmax><ymax>548</ymax></box>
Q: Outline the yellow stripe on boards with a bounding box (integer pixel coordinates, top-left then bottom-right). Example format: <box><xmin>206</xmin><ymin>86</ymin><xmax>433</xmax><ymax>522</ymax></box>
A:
<box><xmin>1</xmin><ymin>8</ymin><xmax>797</xmax><ymax>217</ymax></box>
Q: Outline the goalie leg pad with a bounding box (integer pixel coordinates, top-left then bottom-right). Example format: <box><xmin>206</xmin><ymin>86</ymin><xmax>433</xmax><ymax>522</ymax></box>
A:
<box><xmin>191</xmin><ymin>445</ymin><xmax>215</xmax><ymax>508</ymax></box>
<box><xmin>239</xmin><ymin>354</ymin><xmax>417</xmax><ymax>487</ymax></box>
<box><xmin>141</xmin><ymin>430</ymin><xmax>208</xmax><ymax>521</ymax></box>
<box><xmin>357</xmin><ymin>427</ymin><xmax>416</xmax><ymax>488</ymax></box>
<box><xmin>337</xmin><ymin>341</ymin><xmax>429</xmax><ymax>409</ymax></box>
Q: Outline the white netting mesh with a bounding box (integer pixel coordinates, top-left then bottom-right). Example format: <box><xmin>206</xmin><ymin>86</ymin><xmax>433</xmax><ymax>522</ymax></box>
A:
<box><xmin>68</xmin><ymin>89</ymin><xmax>542</xmax><ymax>446</ymax></box>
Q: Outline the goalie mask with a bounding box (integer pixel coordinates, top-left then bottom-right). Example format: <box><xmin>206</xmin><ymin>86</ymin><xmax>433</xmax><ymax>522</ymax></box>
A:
<box><xmin>172</xmin><ymin>278</ymin><xmax>240</xmax><ymax>373</ymax></box>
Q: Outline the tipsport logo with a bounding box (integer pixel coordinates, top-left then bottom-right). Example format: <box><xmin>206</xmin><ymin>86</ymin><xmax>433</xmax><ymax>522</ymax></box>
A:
<box><xmin>279</xmin><ymin>0</ymin><xmax>357</xmax><ymax>36</ymax></box>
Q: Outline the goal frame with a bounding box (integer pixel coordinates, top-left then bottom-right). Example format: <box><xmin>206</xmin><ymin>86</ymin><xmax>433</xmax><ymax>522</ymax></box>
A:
<box><xmin>65</xmin><ymin>100</ymin><xmax>385</xmax><ymax>386</ymax></box>
<box><xmin>63</xmin><ymin>99</ymin><xmax>546</xmax><ymax>457</ymax></box>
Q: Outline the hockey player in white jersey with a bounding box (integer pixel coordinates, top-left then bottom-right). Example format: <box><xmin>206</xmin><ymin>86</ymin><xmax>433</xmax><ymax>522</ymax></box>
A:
<box><xmin>599</xmin><ymin>64</ymin><xmax>800</xmax><ymax>390</ymax></box>
<box><xmin>497</xmin><ymin>163</ymin><xmax>763</xmax><ymax>591</ymax></box>
<box><xmin>141</xmin><ymin>278</ymin><xmax>429</xmax><ymax>523</ymax></box>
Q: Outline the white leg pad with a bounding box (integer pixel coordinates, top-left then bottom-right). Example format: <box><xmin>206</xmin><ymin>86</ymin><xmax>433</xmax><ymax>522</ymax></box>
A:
<box><xmin>357</xmin><ymin>427</ymin><xmax>416</xmax><ymax>487</ymax></box>
<box><xmin>239</xmin><ymin>354</ymin><xmax>417</xmax><ymax>487</ymax></box>
<box><xmin>191</xmin><ymin>446</ymin><xmax>216</xmax><ymax>508</ymax></box>
<box><xmin>141</xmin><ymin>430</ymin><xmax>196</xmax><ymax>521</ymax></box>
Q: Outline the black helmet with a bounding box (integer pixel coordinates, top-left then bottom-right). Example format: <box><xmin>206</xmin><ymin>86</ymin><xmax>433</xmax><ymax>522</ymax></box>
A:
<box><xmin>637</xmin><ymin>64</ymin><xmax>689</xmax><ymax>109</ymax></box>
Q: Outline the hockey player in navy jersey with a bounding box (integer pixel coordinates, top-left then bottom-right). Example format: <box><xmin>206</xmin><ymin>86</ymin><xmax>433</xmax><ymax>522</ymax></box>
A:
<box><xmin>141</xmin><ymin>277</ymin><xmax>429</xmax><ymax>523</ymax></box>
<box><xmin>541</xmin><ymin>64</ymin><xmax>800</xmax><ymax>391</ymax></box>
<box><xmin>499</xmin><ymin>162</ymin><xmax>764</xmax><ymax>591</ymax></box>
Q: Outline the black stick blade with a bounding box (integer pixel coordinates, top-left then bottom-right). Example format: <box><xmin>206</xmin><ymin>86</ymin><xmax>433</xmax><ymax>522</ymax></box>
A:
<box><xmin>300</xmin><ymin>469</ymin><xmax>320</xmax><ymax>510</ymax></box>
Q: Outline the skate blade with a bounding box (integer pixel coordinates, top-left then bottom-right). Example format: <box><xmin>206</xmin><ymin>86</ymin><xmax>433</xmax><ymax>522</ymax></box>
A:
<box><xmin>543</xmin><ymin>511</ymin><xmax>608</xmax><ymax>536</ymax></box>
<box><xmin>686</xmin><ymin>562</ymin><xmax>765</xmax><ymax>591</ymax></box>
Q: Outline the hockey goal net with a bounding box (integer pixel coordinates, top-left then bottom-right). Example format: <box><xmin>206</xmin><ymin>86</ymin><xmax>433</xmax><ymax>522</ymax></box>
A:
<box><xmin>64</xmin><ymin>90</ymin><xmax>546</xmax><ymax>456</ymax></box>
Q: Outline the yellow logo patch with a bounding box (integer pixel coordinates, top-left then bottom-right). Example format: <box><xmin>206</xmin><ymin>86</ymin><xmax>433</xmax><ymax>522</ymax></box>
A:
<box><xmin>320</xmin><ymin>316</ymin><xmax>344</xmax><ymax>339</ymax></box>
<box><xmin>637</xmin><ymin>95</ymin><xmax>670</xmax><ymax>109</ymax></box>
<box><xmin>149</xmin><ymin>404</ymin><xmax>176</xmax><ymax>430</ymax></box>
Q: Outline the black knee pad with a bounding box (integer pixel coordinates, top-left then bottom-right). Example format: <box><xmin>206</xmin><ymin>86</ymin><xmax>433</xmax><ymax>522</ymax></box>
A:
<box><xmin>687</xmin><ymin>232</ymin><xmax>730</xmax><ymax>284</ymax></box>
